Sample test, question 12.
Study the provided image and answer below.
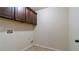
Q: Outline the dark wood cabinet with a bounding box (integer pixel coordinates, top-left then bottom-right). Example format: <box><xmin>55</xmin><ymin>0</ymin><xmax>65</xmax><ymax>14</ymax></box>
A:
<box><xmin>33</xmin><ymin>13</ymin><xmax>37</xmax><ymax>25</ymax></box>
<box><xmin>27</xmin><ymin>8</ymin><xmax>37</xmax><ymax>25</ymax></box>
<box><xmin>0</xmin><ymin>7</ymin><xmax>37</xmax><ymax>25</ymax></box>
<box><xmin>28</xmin><ymin>8</ymin><xmax>34</xmax><ymax>24</ymax></box>
<box><xmin>0</xmin><ymin>7</ymin><xmax>14</xmax><ymax>20</ymax></box>
<box><xmin>15</xmin><ymin>7</ymin><xmax>26</xmax><ymax>22</ymax></box>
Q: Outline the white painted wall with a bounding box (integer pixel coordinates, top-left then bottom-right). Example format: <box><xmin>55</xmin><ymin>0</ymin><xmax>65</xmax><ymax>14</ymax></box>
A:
<box><xmin>1</xmin><ymin>7</ymin><xmax>78</xmax><ymax>51</ymax></box>
<box><xmin>34</xmin><ymin>7</ymin><xmax>69</xmax><ymax>50</ymax></box>
<box><xmin>69</xmin><ymin>8</ymin><xmax>79</xmax><ymax>51</ymax></box>
<box><xmin>0</xmin><ymin>18</ymin><xmax>33</xmax><ymax>51</ymax></box>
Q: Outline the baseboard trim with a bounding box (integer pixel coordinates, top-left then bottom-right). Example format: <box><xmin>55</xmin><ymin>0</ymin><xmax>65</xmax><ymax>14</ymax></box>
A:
<box><xmin>34</xmin><ymin>44</ymin><xmax>62</xmax><ymax>51</ymax></box>
<box><xmin>21</xmin><ymin>44</ymin><xmax>62</xmax><ymax>51</ymax></box>
<box><xmin>21</xmin><ymin>44</ymin><xmax>33</xmax><ymax>51</ymax></box>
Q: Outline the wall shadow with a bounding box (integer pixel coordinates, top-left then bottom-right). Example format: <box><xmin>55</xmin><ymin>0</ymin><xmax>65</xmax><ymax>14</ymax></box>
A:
<box><xmin>0</xmin><ymin>17</ymin><xmax>34</xmax><ymax>32</ymax></box>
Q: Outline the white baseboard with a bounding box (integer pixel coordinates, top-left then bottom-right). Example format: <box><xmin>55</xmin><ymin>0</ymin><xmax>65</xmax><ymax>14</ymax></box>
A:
<box><xmin>34</xmin><ymin>44</ymin><xmax>62</xmax><ymax>51</ymax></box>
<box><xmin>21</xmin><ymin>43</ymin><xmax>62</xmax><ymax>51</ymax></box>
<box><xmin>21</xmin><ymin>44</ymin><xmax>33</xmax><ymax>51</ymax></box>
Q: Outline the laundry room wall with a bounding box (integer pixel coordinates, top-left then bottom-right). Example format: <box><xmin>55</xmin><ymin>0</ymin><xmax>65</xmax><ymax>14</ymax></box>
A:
<box><xmin>0</xmin><ymin>18</ymin><xmax>33</xmax><ymax>51</ymax></box>
<box><xmin>34</xmin><ymin>7</ymin><xmax>69</xmax><ymax>51</ymax></box>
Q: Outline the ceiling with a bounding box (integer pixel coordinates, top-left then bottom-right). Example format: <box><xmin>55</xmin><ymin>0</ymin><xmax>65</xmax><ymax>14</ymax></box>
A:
<box><xmin>31</xmin><ymin>7</ymin><xmax>46</xmax><ymax>11</ymax></box>
<box><xmin>0</xmin><ymin>7</ymin><xmax>46</xmax><ymax>11</ymax></box>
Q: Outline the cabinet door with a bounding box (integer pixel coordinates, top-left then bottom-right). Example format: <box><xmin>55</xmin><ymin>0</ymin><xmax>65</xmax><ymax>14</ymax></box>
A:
<box><xmin>15</xmin><ymin>7</ymin><xmax>26</xmax><ymax>22</ymax></box>
<box><xmin>33</xmin><ymin>13</ymin><xmax>37</xmax><ymax>25</ymax></box>
<box><xmin>0</xmin><ymin>7</ymin><xmax>4</xmax><ymax>17</ymax></box>
<box><xmin>27</xmin><ymin>9</ymin><xmax>37</xmax><ymax>25</ymax></box>
<box><xmin>25</xmin><ymin>8</ymin><xmax>29</xmax><ymax>23</ymax></box>
<box><xmin>0</xmin><ymin>7</ymin><xmax>14</xmax><ymax>19</ymax></box>
<box><xmin>28</xmin><ymin>10</ymin><xmax>34</xmax><ymax>24</ymax></box>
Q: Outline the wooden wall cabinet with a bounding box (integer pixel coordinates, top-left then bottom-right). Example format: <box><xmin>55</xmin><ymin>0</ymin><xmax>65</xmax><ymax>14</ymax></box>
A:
<box><xmin>26</xmin><ymin>7</ymin><xmax>37</xmax><ymax>25</ymax></box>
<box><xmin>0</xmin><ymin>7</ymin><xmax>37</xmax><ymax>25</ymax></box>
<box><xmin>15</xmin><ymin>7</ymin><xmax>26</xmax><ymax>22</ymax></box>
<box><xmin>0</xmin><ymin>7</ymin><xmax>14</xmax><ymax>20</ymax></box>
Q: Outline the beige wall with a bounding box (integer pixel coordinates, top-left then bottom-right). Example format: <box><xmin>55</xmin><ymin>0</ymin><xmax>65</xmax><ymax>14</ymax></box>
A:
<box><xmin>69</xmin><ymin>8</ymin><xmax>79</xmax><ymax>51</ymax></box>
<box><xmin>34</xmin><ymin>7</ymin><xmax>69</xmax><ymax>50</ymax></box>
<box><xmin>0</xmin><ymin>18</ymin><xmax>33</xmax><ymax>51</ymax></box>
<box><xmin>0</xmin><ymin>7</ymin><xmax>70</xmax><ymax>51</ymax></box>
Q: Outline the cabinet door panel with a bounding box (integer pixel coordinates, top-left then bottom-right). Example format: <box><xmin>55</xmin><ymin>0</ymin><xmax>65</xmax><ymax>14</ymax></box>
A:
<box><xmin>25</xmin><ymin>8</ymin><xmax>29</xmax><ymax>23</ymax></box>
<box><xmin>33</xmin><ymin>14</ymin><xmax>37</xmax><ymax>25</ymax></box>
<box><xmin>0</xmin><ymin>7</ymin><xmax>4</xmax><ymax>17</ymax></box>
<box><xmin>28</xmin><ymin>10</ymin><xmax>37</xmax><ymax>25</ymax></box>
<box><xmin>15</xmin><ymin>7</ymin><xmax>26</xmax><ymax>22</ymax></box>
<box><xmin>28</xmin><ymin>10</ymin><xmax>34</xmax><ymax>24</ymax></box>
<box><xmin>0</xmin><ymin>7</ymin><xmax>14</xmax><ymax>19</ymax></box>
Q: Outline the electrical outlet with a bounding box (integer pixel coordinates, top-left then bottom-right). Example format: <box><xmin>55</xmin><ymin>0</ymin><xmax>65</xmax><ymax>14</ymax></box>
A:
<box><xmin>7</xmin><ymin>29</ymin><xmax>13</xmax><ymax>34</ymax></box>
